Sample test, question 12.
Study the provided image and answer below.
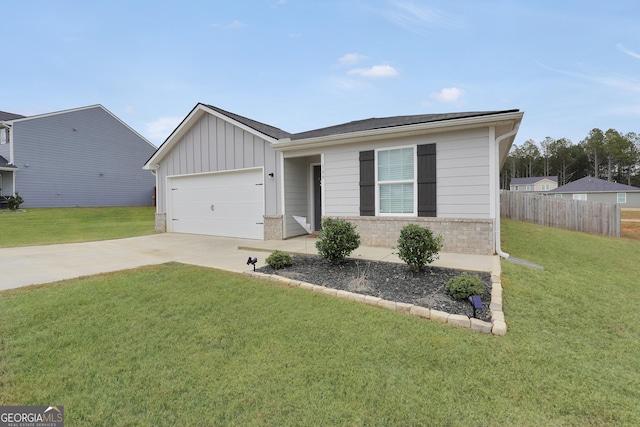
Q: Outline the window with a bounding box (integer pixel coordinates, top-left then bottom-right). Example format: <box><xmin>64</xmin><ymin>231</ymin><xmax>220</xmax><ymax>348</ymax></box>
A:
<box><xmin>526</xmin><ymin>185</ymin><xmax>532</xmax><ymax>191</ymax></box>
<box><xmin>554</xmin><ymin>194</ymin><xmax>563</xmax><ymax>199</ymax></box>
<box><xmin>573</xmin><ymin>194</ymin><xmax>587</xmax><ymax>201</ymax></box>
<box><xmin>377</xmin><ymin>147</ymin><xmax>416</xmax><ymax>214</ymax></box>
<box><xmin>514</xmin><ymin>185</ymin><xmax>519</xmax><ymax>191</ymax></box>
<box><xmin>541</xmin><ymin>184</ymin><xmax>550</xmax><ymax>191</ymax></box>
<box><xmin>617</xmin><ymin>193</ymin><xmax>627</xmax><ymax>204</ymax></box>
<box><xmin>0</xmin><ymin>129</ymin><xmax>7</xmax><ymax>145</ymax></box>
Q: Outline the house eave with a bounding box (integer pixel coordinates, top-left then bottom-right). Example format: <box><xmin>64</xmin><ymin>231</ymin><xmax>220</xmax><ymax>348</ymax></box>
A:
<box><xmin>144</xmin><ymin>103</ymin><xmax>280</xmax><ymax>170</ymax></box>
<box><xmin>273</xmin><ymin>111</ymin><xmax>524</xmax><ymax>152</ymax></box>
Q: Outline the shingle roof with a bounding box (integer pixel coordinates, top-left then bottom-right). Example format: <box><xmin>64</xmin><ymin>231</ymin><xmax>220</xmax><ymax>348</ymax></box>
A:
<box><xmin>204</xmin><ymin>104</ymin><xmax>292</xmax><ymax>140</ymax></box>
<box><xmin>0</xmin><ymin>110</ymin><xmax>26</xmax><ymax>121</ymax></box>
<box><xmin>510</xmin><ymin>176</ymin><xmax>558</xmax><ymax>185</ymax></box>
<box><xmin>203</xmin><ymin>104</ymin><xmax>520</xmax><ymax>141</ymax></box>
<box><xmin>289</xmin><ymin>110</ymin><xmax>520</xmax><ymax>140</ymax></box>
<box><xmin>549</xmin><ymin>176</ymin><xmax>640</xmax><ymax>193</ymax></box>
<box><xmin>0</xmin><ymin>155</ymin><xmax>16</xmax><ymax>169</ymax></box>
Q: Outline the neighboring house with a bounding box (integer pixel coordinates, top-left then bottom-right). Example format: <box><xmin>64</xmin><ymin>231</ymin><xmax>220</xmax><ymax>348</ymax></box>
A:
<box><xmin>548</xmin><ymin>176</ymin><xmax>640</xmax><ymax>207</ymax></box>
<box><xmin>144</xmin><ymin>103</ymin><xmax>523</xmax><ymax>255</ymax></box>
<box><xmin>509</xmin><ymin>176</ymin><xmax>558</xmax><ymax>192</ymax></box>
<box><xmin>0</xmin><ymin>105</ymin><xmax>157</xmax><ymax>208</ymax></box>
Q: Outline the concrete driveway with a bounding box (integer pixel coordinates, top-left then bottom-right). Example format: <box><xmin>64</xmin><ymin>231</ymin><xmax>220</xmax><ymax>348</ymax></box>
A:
<box><xmin>0</xmin><ymin>233</ymin><xmax>498</xmax><ymax>291</ymax></box>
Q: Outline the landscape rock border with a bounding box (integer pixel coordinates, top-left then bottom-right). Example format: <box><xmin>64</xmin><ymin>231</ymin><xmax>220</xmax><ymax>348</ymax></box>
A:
<box><xmin>244</xmin><ymin>265</ymin><xmax>507</xmax><ymax>336</ymax></box>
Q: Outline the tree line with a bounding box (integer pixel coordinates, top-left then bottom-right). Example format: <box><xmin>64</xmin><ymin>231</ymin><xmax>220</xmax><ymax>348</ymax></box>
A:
<box><xmin>501</xmin><ymin>128</ymin><xmax>640</xmax><ymax>189</ymax></box>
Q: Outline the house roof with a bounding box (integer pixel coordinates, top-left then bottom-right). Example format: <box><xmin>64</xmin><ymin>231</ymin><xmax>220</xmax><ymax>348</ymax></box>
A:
<box><xmin>510</xmin><ymin>176</ymin><xmax>558</xmax><ymax>185</ymax></box>
<box><xmin>0</xmin><ymin>155</ymin><xmax>17</xmax><ymax>170</ymax></box>
<box><xmin>0</xmin><ymin>111</ymin><xmax>26</xmax><ymax>121</ymax></box>
<box><xmin>145</xmin><ymin>102</ymin><xmax>523</xmax><ymax>169</ymax></box>
<box><xmin>289</xmin><ymin>110</ymin><xmax>520</xmax><ymax>141</ymax></box>
<box><xmin>549</xmin><ymin>176</ymin><xmax>640</xmax><ymax>193</ymax></box>
<box><xmin>204</xmin><ymin>104</ymin><xmax>292</xmax><ymax>140</ymax></box>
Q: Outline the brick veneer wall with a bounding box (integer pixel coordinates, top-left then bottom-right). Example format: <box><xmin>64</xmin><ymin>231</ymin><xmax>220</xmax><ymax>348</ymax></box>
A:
<box><xmin>263</xmin><ymin>215</ymin><xmax>283</xmax><ymax>240</ymax></box>
<box><xmin>155</xmin><ymin>212</ymin><xmax>167</xmax><ymax>232</ymax></box>
<box><xmin>336</xmin><ymin>216</ymin><xmax>494</xmax><ymax>255</ymax></box>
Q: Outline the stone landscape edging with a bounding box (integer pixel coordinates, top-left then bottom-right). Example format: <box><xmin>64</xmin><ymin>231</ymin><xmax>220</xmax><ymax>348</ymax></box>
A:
<box><xmin>244</xmin><ymin>266</ymin><xmax>507</xmax><ymax>336</ymax></box>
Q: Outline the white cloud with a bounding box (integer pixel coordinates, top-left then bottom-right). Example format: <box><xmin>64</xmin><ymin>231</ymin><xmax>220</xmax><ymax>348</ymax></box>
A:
<box><xmin>347</xmin><ymin>64</ymin><xmax>399</xmax><ymax>78</ymax></box>
<box><xmin>387</xmin><ymin>0</ymin><xmax>458</xmax><ymax>34</ymax></box>
<box><xmin>617</xmin><ymin>44</ymin><xmax>640</xmax><ymax>60</ymax></box>
<box><xmin>145</xmin><ymin>116</ymin><xmax>183</xmax><ymax>144</ymax></box>
<box><xmin>431</xmin><ymin>87</ymin><xmax>464</xmax><ymax>103</ymax></box>
<box><xmin>211</xmin><ymin>20</ymin><xmax>244</xmax><ymax>30</ymax></box>
<box><xmin>339</xmin><ymin>53</ymin><xmax>369</xmax><ymax>65</ymax></box>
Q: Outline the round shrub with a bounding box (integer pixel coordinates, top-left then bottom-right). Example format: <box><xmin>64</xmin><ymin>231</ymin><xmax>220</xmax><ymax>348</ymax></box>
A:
<box><xmin>445</xmin><ymin>273</ymin><xmax>485</xmax><ymax>300</ymax></box>
<box><xmin>7</xmin><ymin>192</ymin><xmax>24</xmax><ymax>210</ymax></box>
<box><xmin>396</xmin><ymin>224</ymin><xmax>443</xmax><ymax>272</ymax></box>
<box><xmin>265</xmin><ymin>250</ymin><xmax>293</xmax><ymax>270</ymax></box>
<box><xmin>315</xmin><ymin>218</ymin><xmax>361</xmax><ymax>264</ymax></box>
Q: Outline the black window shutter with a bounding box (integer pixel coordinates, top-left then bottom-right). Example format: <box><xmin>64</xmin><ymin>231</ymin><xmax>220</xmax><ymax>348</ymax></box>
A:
<box><xmin>417</xmin><ymin>144</ymin><xmax>436</xmax><ymax>217</ymax></box>
<box><xmin>359</xmin><ymin>150</ymin><xmax>375</xmax><ymax>216</ymax></box>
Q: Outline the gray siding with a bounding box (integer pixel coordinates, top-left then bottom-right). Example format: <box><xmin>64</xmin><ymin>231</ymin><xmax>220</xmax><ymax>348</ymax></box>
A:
<box><xmin>156</xmin><ymin>113</ymin><xmax>280</xmax><ymax>215</ymax></box>
<box><xmin>282</xmin><ymin>155</ymin><xmax>320</xmax><ymax>238</ymax></box>
<box><xmin>555</xmin><ymin>192</ymin><xmax>640</xmax><ymax>208</ymax></box>
<box><xmin>295</xmin><ymin>128</ymin><xmax>491</xmax><ymax>219</ymax></box>
<box><xmin>13</xmin><ymin>106</ymin><xmax>156</xmax><ymax>208</ymax></box>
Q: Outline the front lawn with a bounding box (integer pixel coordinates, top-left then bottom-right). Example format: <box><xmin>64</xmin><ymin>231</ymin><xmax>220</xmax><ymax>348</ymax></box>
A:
<box><xmin>1</xmin><ymin>219</ymin><xmax>639</xmax><ymax>425</ymax></box>
<box><xmin>0</xmin><ymin>206</ymin><xmax>156</xmax><ymax>247</ymax></box>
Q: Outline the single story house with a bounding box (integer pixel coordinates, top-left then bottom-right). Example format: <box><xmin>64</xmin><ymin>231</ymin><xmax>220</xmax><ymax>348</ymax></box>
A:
<box><xmin>0</xmin><ymin>105</ymin><xmax>157</xmax><ymax>208</ymax></box>
<box><xmin>509</xmin><ymin>176</ymin><xmax>558</xmax><ymax>192</ymax></box>
<box><xmin>144</xmin><ymin>103</ymin><xmax>523</xmax><ymax>255</ymax></box>
<box><xmin>548</xmin><ymin>176</ymin><xmax>640</xmax><ymax>207</ymax></box>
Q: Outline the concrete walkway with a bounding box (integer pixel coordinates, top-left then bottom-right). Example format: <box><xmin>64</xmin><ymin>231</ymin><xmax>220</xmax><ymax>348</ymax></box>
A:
<box><xmin>0</xmin><ymin>233</ymin><xmax>499</xmax><ymax>291</ymax></box>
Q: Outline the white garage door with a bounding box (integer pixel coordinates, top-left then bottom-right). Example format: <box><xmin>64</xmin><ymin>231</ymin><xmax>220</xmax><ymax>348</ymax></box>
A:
<box><xmin>167</xmin><ymin>168</ymin><xmax>264</xmax><ymax>239</ymax></box>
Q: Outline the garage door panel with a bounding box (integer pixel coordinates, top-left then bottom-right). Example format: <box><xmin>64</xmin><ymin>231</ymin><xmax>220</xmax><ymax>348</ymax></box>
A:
<box><xmin>168</xmin><ymin>169</ymin><xmax>264</xmax><ymax>239</ymax></box>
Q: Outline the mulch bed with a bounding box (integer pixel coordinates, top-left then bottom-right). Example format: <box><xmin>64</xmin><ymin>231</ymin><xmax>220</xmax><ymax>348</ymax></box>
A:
<box><xmin>257</xmin><ymin>255</ymin><xmax>492</xmax><ymax>321</ymax></box>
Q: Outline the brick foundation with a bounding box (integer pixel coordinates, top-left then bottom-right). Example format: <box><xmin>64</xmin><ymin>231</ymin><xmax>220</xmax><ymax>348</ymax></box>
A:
<box><xmin>263</xmin><ymin>215</ymin><xmax>283</xmax><ymax>240</ymax></box>
<box><xmin>336</xmin><ymin>216</ymin><xmax>494</xmax><ymax>255</ymax></box>
<box><xmin>155</xmin><ymin>212</ymin><xmax>167</xmax><ymax>232</ymax></box>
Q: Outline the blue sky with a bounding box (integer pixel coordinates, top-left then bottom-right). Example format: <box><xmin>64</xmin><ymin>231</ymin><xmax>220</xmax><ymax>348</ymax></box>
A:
<box><xmin>2</xmin><ymin>0</ymin><xmax>639</xmax><ymax>147</ymax></box>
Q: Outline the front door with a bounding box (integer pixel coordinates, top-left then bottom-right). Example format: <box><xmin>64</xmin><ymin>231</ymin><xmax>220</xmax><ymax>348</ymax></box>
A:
<box><xmin>313</xmin><ymin>164</ymin><xmax>322</xmax><ymax>231</ymax></box>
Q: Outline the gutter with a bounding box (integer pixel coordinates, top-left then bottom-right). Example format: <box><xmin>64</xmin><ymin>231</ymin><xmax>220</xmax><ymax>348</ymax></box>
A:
<box><xmin>494</xmin><ymin>122</ymin><xmax>520</xmax><ymax>260</ymax></box>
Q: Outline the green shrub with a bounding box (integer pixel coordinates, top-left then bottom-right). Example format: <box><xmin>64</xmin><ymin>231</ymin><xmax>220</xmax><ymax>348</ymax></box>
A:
<box><xmin>265</xmin><ymin>250</ymin><xmax>293</xmax><ymax>270</ymax></box>
<box><xmin>395</xmin><ymin>224</ymin><xmax>443</xmax><ymax>271</ymax></box>
<box><xmin>7</xmin><ymin>192</ymin><xmax>24</xmax><ymax>210</ymax></box>
<box><xmin>315</xmin><ymin>218</ymin><xmax>361</xmax><ymax>264</ymax></box>
<box><xmin>445</xmin><ymin>273</ymin><xmax>485</xmax><ymax>300</ymax></box>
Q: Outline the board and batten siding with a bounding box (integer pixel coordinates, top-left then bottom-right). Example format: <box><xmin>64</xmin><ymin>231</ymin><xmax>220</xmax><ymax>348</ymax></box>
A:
<box><xmin>308</xmin><ymin>128</ymin><xmax>491</xmax><ymax>219</ymax></box>
<box><xmin>156</xmin><ymin>113</ymin><xmax>280</xmax><ymax>215</ymax></box>
<box><xmin>12</xmin><ymin>106</ymin><xmax>156</xmax><ymax>208</ymax></box>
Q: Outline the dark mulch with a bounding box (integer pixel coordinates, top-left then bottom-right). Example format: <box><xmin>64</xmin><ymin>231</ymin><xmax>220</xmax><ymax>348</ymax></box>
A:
<box><xmin>257</xmin><ymin>255</ymin><xmax>492</xmax><ymax>321</ymax></box>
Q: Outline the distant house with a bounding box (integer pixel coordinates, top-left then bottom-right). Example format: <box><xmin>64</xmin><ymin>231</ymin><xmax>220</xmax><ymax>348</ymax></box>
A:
<box><xmin>0</xmin><ymin>105</ymin><xmax>156</xmax><ymax>208</ymax></box>
<box><xmin>509</xmin><ymin>176</ymin><xmax>558</xmax><ymax>192</ymax></box>
<box><xmin>548</xmin><ymin>176</ymin><xmax>640</xmax><ymax>207</ymax></box>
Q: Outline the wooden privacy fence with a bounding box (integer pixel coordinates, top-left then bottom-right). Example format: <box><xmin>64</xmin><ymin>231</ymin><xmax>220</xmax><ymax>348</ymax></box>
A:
<box><xmin>500</xmin><ymin>191</ymin><xmax>621</xmax><ymax>237</ymax></box>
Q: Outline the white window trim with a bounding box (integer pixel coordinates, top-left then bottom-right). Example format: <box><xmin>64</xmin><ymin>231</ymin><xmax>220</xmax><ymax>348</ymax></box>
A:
<box><xmin>617</xmin><ymin>193</ymin><xmax>627</xmax><ymax>204</ymax></box>
<box><xmin>541</xmin><ymin>184</ymin><xmax>550</xmax><ymax>191</ymax></box>
<box><xmin>375</xmin><ymin>145</ymin><xmax>417</xmax><ymax>216</ymax></box>
<box><xmin>573</xmin><ymin>194</ymin><xmax>587</xmax><ymax>201</ymax></box>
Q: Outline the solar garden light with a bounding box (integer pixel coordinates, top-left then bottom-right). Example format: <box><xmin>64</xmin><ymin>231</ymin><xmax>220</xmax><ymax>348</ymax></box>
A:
<box><xmin>246</xmin><ymin>256</ymin><xmax>258</xmax><ymax>271</ymax></box>
<box><xmin>468</xmin><ymin>295</ymin><xmax>482</xmax><ymax>319</ymax></box>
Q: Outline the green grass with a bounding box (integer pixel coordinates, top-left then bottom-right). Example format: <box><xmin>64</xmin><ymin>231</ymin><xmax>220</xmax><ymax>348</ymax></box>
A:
<box><xmin>0</xmin><ymin>207</ymin><xmax>156</xmax><ymax>247</ymax></box>
<box><xmin>1</xmin><ymin>220</ymin><xmax>639</xmax><ymax>425</ymax></box>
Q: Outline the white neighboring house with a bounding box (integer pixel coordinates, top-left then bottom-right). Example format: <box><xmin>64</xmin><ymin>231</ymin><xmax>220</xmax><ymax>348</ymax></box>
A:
<box><xmin>548</xmin><ymin>176</ymin><xmax>640</xmax><ymax>207</ymax></box>
<box><xmin>144</xmin><ymin>103</ymin><xmax>524</xmax><ymax>255</ymax></box>
<box><xmin>509</xmin><ymin>176</ymin><xmax>558</xmax><ymax>192</ymax></box>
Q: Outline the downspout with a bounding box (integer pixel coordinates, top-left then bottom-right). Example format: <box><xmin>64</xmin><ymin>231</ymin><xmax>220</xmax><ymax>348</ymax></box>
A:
<box><xmin>494</xmin><ymin>122</ymin><xmax>520</xmax><ymax>260</ymax></box>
